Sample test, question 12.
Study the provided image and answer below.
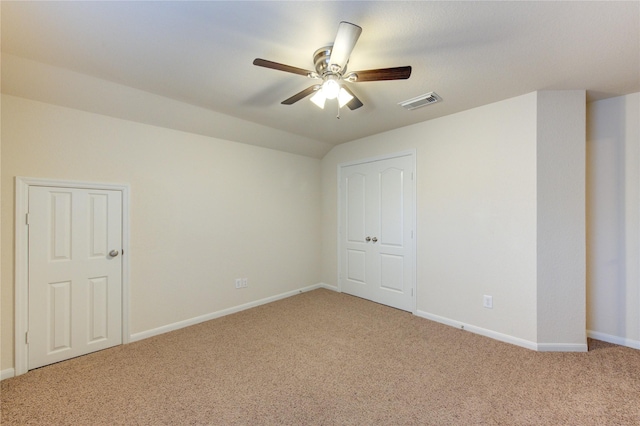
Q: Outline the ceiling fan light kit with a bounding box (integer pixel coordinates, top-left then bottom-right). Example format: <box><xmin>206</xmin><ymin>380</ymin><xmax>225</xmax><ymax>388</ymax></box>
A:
<box><xmin>310</xmin><ymin>90</ymin><xmax>326</xmax><ymax>109</ymax></box>
<box><xmin>310</xmin><ymin>85</ymin><xmax>354</xmax><ymax>110</ymax></box>
<box><xmin>253</xmin><ymin>21</ymin><xmax>412</xmax><ymax>116</ymax></box>
<box><xmin>337</xmin><ymin>88</ymin><xmax>354</xmax><ymax>108</ymax></box>
<box><xmin>322</xmin><ymin>76</ymin><xmax>341</xmax><ymax>99</ymax></box>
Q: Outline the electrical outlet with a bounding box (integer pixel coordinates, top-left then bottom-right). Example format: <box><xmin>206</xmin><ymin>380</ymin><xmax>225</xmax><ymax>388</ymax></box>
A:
<box><xmin>483</xmin><ymin>295</ymin><xmax>493</xmax><ymax>309</ymax></box>
<box><xmin>242</xmin><ymin>278</ymin><xmax>248</xmax><ymax>288</ymax></box>
<box><xmin>235</xmin><ymin>278</ymin><xmax>242</xmax><ymax>289</ymax></box>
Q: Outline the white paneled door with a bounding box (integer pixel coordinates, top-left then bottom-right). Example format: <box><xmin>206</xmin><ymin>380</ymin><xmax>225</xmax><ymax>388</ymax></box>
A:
<box><xmin>28</xmin><ymin>186</ymin><xmax>123</xmax><ymax>369</ymax></box>
<box><xmin>340</xmin><ymin>154</ymin><xmax>415</xmax><ymax>312</ymax></box>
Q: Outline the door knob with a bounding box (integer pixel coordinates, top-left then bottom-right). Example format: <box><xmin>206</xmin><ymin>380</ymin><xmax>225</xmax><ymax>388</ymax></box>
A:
<box><xmin>372</xmin><ymin>237</ymin><xmax>378</xmax><ymax>243</ymax></box>
<box><xmin>365</xmin><ymin>236</ymin><xmax>371</xmax><ymax>242</ymax></box>
<box><xmin>109</xmin><ymin>250</ymin><xmax>119</xmax><ymax>257</ymax></box>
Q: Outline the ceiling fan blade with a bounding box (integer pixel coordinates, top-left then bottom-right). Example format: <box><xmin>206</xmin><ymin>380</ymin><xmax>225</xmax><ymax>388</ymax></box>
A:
<box><xmin>253</xmin><ymin>58</ymin><xmax>313</xmax><ymax>77</ymax></box>
<box><xmin>352</xmin><ymin>66</ymin><xmax>412</xmax><ymax>82</ymax></box>
<box><xmin>281</xmin><ymin>85</ymin><xmax>321</xmax><ymax>105</ymax></box>
<box><xmin>329</xmin><ymin>21</ymin><xmax>362</xmax><ymax>72</ymax></box>
<box><xmin>341</xmin><ymin>85</ymin><xmax>364</xmax><ymax>110</ymax></box>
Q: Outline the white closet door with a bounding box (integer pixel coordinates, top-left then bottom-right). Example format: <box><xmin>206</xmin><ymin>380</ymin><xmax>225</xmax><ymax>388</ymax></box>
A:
<box><xmin>340</xmin><ymin>154</ymin><xmax>415</xmax><ymax>311</ymax></box>
<box><xmin>28</xmin><ymin>186</ymin><xmax>122</xmax><ymax>369</ymax></box>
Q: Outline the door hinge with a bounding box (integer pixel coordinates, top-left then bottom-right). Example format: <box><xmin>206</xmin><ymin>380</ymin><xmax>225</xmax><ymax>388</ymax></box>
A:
<box><xmin>25</xmin><ymin>213</ymin><xmax>30</xmax><ymax>225</ymax></box>
<box><xmin>25</xmin><ymin>331</ymin><xmax>29</xmax><ymax>344</ymax></box>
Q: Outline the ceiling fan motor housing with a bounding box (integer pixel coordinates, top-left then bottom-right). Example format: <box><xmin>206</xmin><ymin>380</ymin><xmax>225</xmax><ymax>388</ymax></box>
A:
<box><xmin>314</xmin><ymin>46</ymin><xmax>347</xmax><ymax>77</ymax></box>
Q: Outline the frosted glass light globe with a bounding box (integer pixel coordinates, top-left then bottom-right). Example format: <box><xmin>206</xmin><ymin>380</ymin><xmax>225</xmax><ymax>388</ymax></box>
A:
<box><xmin>322</xmin><ymin>79</ymin><xmax>340</xmax><ymax>99</ymax></box>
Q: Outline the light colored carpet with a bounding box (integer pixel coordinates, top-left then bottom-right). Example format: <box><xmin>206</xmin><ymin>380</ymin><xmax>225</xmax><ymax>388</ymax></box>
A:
<box><xmin>2</xmin><ymin>289</ymin><xmax>639</xmax><ymax>425</ymax></box>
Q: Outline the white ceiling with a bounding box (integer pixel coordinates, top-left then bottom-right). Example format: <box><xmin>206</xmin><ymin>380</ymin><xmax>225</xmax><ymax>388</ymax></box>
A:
<box><xmin>2</xmin><ymin>1</ymin><xmax>639</xmax><ymax>153</ymax></box>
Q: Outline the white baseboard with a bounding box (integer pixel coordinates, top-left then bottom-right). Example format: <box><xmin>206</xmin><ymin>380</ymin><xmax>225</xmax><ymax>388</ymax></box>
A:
<box><xmin>587</xmin><ymin>330</ymin><xmax>640</xmax><ymax>350</ymax></box>
<box><xmin>130</xmin><ymin>283</ymin><xmax>331</xmax><ymax>343</ymax></box>
<box><xmin>415</xmin><ymin>310</ymin><xmax>538</xmax><ymax>351</ymax></box>
<box><xmin>415</xmin><ymin>310</ymin><xmax>587</xmax><ymax>352</ymax></box>
<box><xmin>318</xmin><ymin>282</ymin><xmax>338</xmax><ymax>292</ymax></box>
<box><xmin>536</xmin><ymin>343</ymin><xmax>588</xmax><ymax>352</ymax></box>
<box><xmin>1</xmin><ymin>368</ymin><xmax>15</xmax><ymax>381</ymax></box>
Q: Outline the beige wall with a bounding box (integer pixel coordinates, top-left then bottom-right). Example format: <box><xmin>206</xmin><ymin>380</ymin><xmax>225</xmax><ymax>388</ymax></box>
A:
<box><xmin>2</xmin><ymin>87</ymin><xmax>637</xmax><ymax>374</ymax></box>
<box><xmin>322</xmin><ymin>93</ymin><xmax>541</xmax><ymax>344</ymax></box>
<box><xmin>535</xmin><ymin>91</ymin><xmax>587</xmax><ymax>347</ymax></box>
<box><xmin>1</xmin><ymin>95</ymin><xmax>322</xmax><ymax>370</ymax></box>
<box><xmin>322</xmin><ymin>91</ymin><xmax>588</xmax><ymax>349</ymax></box>
<box><xmin>587</xmin><ymin>92</ymin><xmax>640</xmax><ymax>348</ymax></box>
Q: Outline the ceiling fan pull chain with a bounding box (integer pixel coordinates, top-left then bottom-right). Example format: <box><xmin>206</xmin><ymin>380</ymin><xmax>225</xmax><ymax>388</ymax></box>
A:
<box><xmin>336</xmin><ymin>102</ymin><xmax>341</xmax><ymax>119</ymax></box>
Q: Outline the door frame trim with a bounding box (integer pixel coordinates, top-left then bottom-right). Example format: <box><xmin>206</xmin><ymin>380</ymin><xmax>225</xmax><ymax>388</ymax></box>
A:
<box><xmin>337</xmin><ymin>150</ymin><xmax>417</xmax><ymax>313</ymax></box>
<box><xmin>14</xmin><ymin>177</ymin><xmax>131</xmax><ymax>376</ymax></box>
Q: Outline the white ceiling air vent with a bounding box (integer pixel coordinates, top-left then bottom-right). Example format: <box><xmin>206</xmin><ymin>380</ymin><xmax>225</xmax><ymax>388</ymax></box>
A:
<box><xmin>399</xmin><ymin>92</ymin><xmax>442</xmax><ymax>110</ymax></box>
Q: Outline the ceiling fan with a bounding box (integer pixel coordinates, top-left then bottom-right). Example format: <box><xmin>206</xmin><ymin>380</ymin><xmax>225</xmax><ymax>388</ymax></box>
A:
<box><xmin>253</xmin><ymin>21</ymin><xmax>411</xmax><ymax>112</ymax></box>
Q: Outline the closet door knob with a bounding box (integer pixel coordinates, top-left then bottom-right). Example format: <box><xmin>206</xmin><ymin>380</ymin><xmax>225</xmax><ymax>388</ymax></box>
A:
<box><xmin>109</xmin><ymin>250</ymin><xmax>119</xmax><ymax>257</ymax></box>
<box><xmin>365</xmin><ymin>236</ymin><xmax>371</xmax><ymax>242</ymax></box>
<box><xmin>372</xmin><ymin>237</ymin><xmax>378</xmax><ymax>243</ymax></box>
